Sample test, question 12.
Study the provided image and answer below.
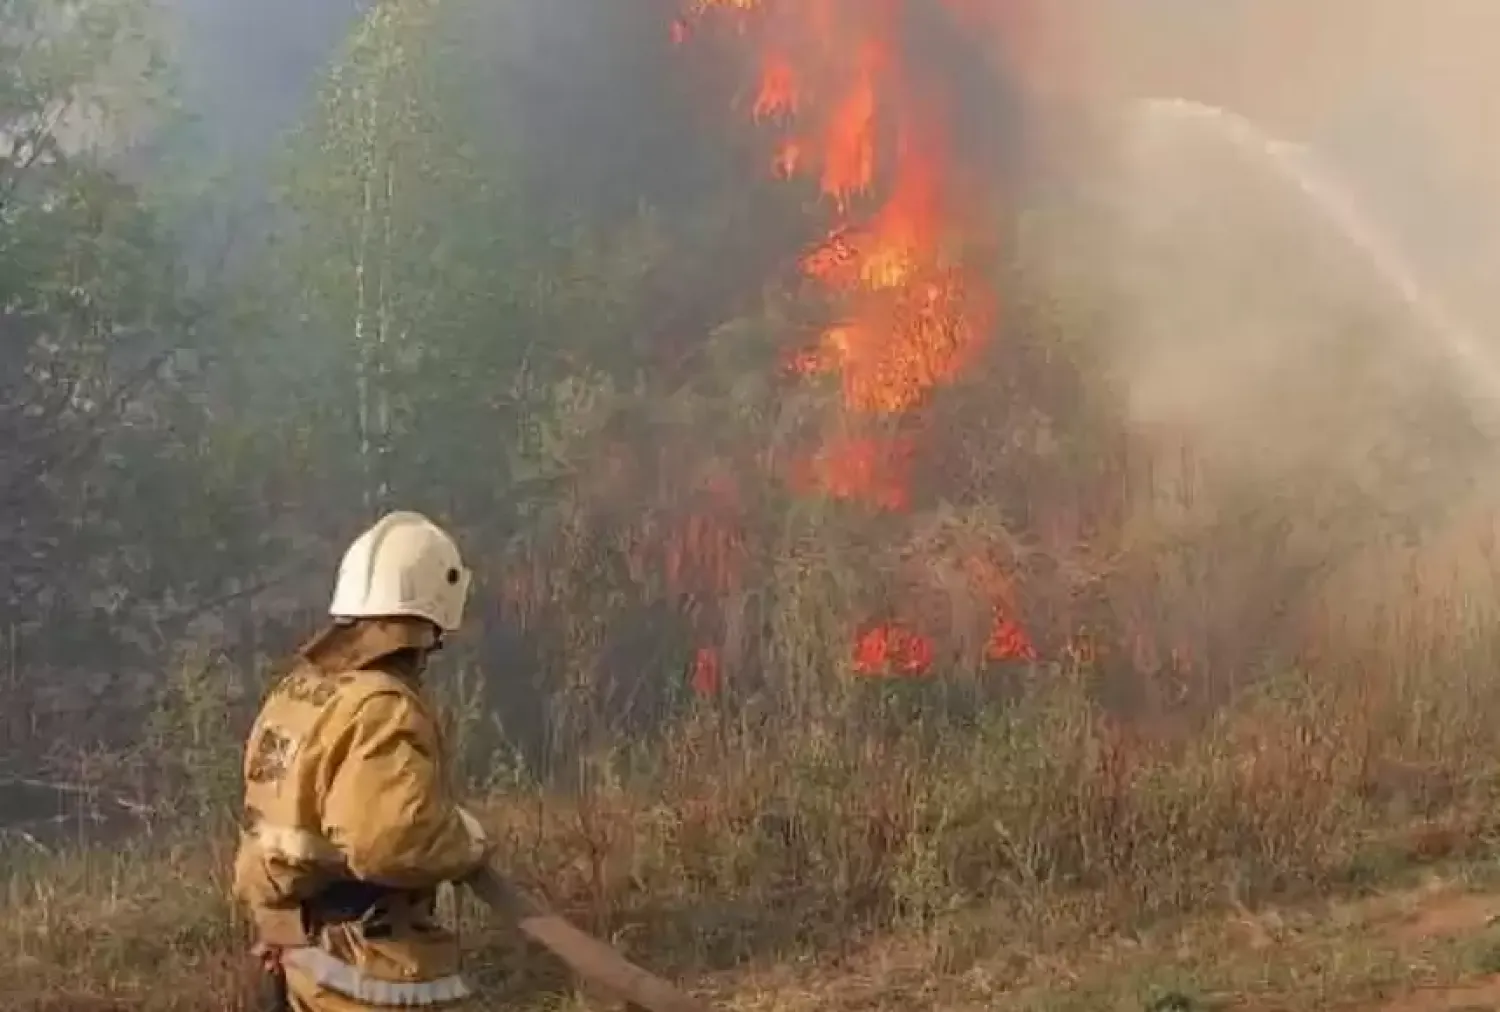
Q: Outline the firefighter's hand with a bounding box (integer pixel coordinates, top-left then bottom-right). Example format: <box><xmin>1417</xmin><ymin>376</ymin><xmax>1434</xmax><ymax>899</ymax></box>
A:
<box><xmin>251</xmin><ymin>941</ymin><xmax>284</xmax><ymax>974</ymax></box>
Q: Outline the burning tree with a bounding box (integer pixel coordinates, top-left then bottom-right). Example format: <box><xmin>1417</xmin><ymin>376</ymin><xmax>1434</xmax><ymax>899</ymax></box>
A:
<box><xmin>499</xmin><ymin>0</ymin><xmax>1442</xmax><ymax>739</ymax></box>
<box><xmin>674</xmin><ymin>0</ymin><xmax>1048</xmax><ymax>683</ymax></box>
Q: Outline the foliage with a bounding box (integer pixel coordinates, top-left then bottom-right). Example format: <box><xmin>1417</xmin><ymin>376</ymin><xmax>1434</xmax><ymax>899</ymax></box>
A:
<box><xmin>8</xmin><ymin>639</ymin><xmax>1500</xmax><ymax>1008</ymax></box>
<box><xmin>6</xmin><ymin>3</ymin><xmax>1500</xmax><ymax>1009</ymax></box>
<box><xmin>2</xmin><ymin>1</ymin><xmax>186</xmax><ymax>649</ymax></box>
<box><xmin>4</xmin><ymin>0</ymin><xmax>1493</xmax><ymax>775</ymax></box>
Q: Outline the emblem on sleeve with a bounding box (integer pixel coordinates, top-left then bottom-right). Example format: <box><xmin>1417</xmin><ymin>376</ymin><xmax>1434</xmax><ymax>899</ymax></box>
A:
<box><xmin>247</xmin><ymin>725</ymin><xmax>299</xmax><ymax>784</ymax></box>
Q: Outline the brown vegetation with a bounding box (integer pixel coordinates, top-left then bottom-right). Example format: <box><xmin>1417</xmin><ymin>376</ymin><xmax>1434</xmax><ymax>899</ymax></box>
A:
<box><xmin>8</xmin><ymin>618</ymin><xmax>1500</xmax><ymax>1011</ymax></box>
<box><xmin>9</xmin><ymin>4</ymin><xmax>1500</xmax><ymax>1011</ymax></box>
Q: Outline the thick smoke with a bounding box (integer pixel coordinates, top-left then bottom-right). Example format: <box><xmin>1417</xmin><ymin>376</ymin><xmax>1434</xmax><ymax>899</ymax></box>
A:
<box><xmin>136</xmin><ymin>0</ymin><xmax>1500</xmax><ymax>678</ymax></box>
<box><xmin>1005</xmin><ymin>1</ymin><xmax>1500</xmax><ymax>665</ymax></box>
<box><xmin>156</xmin><ymin>0</ymin><xmax>367</xmax><ymax>156</ymax></box>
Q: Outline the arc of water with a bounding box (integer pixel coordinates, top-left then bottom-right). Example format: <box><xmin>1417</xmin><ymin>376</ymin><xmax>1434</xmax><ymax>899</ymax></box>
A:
<box><xmin>1128</xmin><ymin>97</ymin><xmax>1500</xmax><ymax>433</ymax></box>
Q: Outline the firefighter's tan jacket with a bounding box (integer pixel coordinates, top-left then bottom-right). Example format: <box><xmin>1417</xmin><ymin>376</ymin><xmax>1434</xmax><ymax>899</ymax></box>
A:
<box><xmin>232</xmin><ymin>620</ymin><xmax>489</xmax><ymax>1008</ymax></box>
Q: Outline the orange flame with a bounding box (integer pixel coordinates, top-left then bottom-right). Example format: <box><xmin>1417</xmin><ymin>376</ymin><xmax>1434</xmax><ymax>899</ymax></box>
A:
<box><xmin>987</xmin><ymin>614</ymin><xmax>1037</xmax><ymax>662</ymax></box>
<box><xmin>753</xmin><ymin>53</ymin><xmax>800</xmax><ymax>120</ymax></box>
<box><xmin>685</xmin><ymin>0</ymin><xmax>1038</xmax><ymax>675</ymax></box>
<box><xmin>691</xmin><ymin>646</ymin><xmax>723</xmax><ymax>696</ymax></box>
<box><xmin>788</xmin><ymin>433</ymin><xmax>913</xmax><ymax>511</ymax></box>
<box><xmin>691</xmin><ymin>0</ymin><xmax>991</xmax><ymax>453</ymax></box>
<box><xmin>853</xmin><ymin>622</ymin><xmax>934</xmax><ymax>676</ymax></box>
<box><xmin>853</xmin><ymin>611</ymin><xmax>1034</xmax><ymax>677</ymax></box>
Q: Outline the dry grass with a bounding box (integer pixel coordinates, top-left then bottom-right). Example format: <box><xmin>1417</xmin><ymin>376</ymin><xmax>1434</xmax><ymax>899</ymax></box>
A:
<box><xmin>8</xmin><ymin>649</ymin><xmax>1500</xmax><ymax>1011</ymax></box>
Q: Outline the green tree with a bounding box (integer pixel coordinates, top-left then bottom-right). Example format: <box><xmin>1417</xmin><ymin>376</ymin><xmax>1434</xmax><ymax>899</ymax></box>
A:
<box><xmin>0</xmin><ymin>0</ymin><xmax>278</xmax><ymax>756</ymax></box>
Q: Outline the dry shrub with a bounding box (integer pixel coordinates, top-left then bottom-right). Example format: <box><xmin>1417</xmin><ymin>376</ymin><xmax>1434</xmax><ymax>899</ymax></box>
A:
<box><xmin>463</xmin><ymin>644</ymin><xmax>1500</xmax><ymax>974</ymax></box>
<box><xmin>8</xmin><ymin>629</ymin><xmax>1500</xmax><ymax>1008</ymax></box>
<box><xmin>13</xmin><ymin>492</ymin><xmax>1500</xmax><ymax>1007</ymax></box>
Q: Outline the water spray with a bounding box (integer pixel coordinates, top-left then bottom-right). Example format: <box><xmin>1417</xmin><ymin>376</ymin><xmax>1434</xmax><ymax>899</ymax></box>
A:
<box><xmin>1127</xmin><ymin>97</ymin><xmax>1500</xmax><ymax>437</ymax></box>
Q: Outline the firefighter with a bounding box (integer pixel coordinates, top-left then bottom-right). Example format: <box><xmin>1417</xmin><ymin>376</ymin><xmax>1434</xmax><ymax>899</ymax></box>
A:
<box><xmin>232</xmin><ymin>511</ymin><xmax>491</xmax><ymax>1010</ymax></box>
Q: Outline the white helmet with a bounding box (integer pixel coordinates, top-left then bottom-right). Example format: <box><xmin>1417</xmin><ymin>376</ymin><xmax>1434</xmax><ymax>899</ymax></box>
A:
<box><xmin>329</xmin><ymin>511</ymin><xmax>472</xmax><ymax>632</ymax></box>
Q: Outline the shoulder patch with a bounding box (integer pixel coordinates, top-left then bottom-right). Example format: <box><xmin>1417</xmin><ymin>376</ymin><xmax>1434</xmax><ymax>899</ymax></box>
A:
<box><xmin>247</xmin><ymin>724</ymin><xmax>300</xmax><ymax>784</ymax></box>
<box><xmin>274</xmin><ymin>671</ymin><xmax>339</xmax><ymax>707</ymax></box>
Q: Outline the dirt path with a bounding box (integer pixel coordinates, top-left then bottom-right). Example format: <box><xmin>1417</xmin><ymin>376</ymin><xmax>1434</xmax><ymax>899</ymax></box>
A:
<box><xmin>1375</xmin><ymin>886</ymin><xmax>1500</xmax><ymax>1012</ymax></box>
<box><xmin>1379</xmin><ymin>979</ymin><xmax>1500</xmax><ymax>1012</ymax></box>
<box><xmin>1389</xmin><ymin>889</ymin><xmax>1500</xmax><ymax>944</ymax></box>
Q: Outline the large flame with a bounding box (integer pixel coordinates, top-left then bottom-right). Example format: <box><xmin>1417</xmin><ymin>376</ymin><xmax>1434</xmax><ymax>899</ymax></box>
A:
<box><xmin>680</xmin><ymin>0</ymin><xmax>1034</xmax><ymax>679</ymax></box>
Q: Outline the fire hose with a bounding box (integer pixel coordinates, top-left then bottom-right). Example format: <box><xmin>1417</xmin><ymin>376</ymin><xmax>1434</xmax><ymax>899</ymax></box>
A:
<box><xmin>464</xmin><ymin>865</ymin><xmax>709</xmax><ymax>1012</ymax></box>
<box><xmin>258</xmin><ymin>867</ymin><xmax>708</xmax><ymax>1012</ymax></box>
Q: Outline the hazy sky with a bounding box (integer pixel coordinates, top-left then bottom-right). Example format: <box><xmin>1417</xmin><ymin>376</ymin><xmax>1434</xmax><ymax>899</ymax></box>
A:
<box><xmin>158</xmin><ymin>0</ymin><xmax>366</xmax><ymax>154</ymax></box>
